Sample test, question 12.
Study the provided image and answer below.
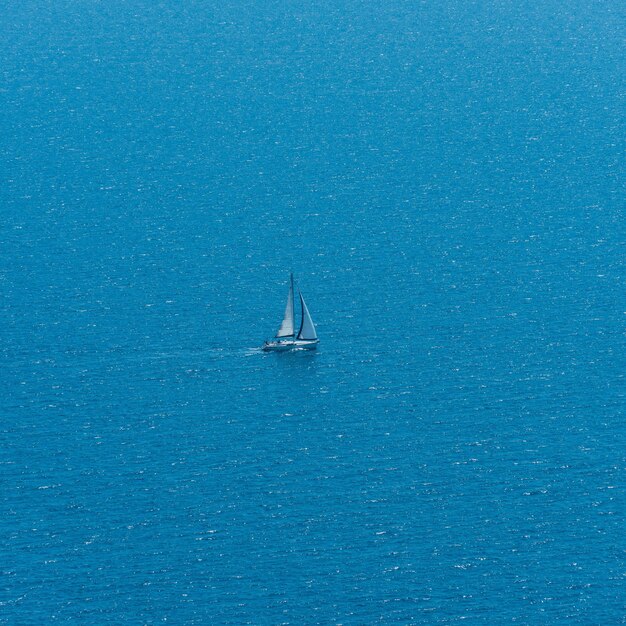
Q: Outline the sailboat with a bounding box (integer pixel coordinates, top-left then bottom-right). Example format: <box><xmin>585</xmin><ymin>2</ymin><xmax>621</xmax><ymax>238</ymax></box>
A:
<box><xmin>262</xmin><ymin>273</ymin><xmax>319</xmax><ymax>351</ymax></box>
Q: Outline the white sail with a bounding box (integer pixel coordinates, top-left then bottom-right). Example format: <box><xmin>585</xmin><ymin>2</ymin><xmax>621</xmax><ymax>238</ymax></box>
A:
<box><xmin>297</xmin><ymin>291</ymin><xmax>317</xmax><ymax>340</ymax></box>
<box><xmin>275</xmin><ymin>274</ymin><xmax>295</xmax><ymax>337</ymax></box>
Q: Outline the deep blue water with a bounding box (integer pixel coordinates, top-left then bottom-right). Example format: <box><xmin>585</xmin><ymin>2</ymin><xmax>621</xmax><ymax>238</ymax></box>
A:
<box><xmin>1</xmin><ymin>1</ymin><xmax>624</xmax><ymax>623</ymax></box>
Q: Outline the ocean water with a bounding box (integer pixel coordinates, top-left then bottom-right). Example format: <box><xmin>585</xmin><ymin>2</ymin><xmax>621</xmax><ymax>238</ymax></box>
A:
<box><xmin>1</xmin><ymin>0</ymin><xmax>624</xmax><ymax>623</ymax></box>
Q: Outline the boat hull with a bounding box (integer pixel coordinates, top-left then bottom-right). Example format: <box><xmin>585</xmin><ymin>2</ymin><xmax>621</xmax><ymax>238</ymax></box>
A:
<box><xmin>262</xmin><ymin>339</ymin><xmax>319</xmax><ymax>352</ymax></box>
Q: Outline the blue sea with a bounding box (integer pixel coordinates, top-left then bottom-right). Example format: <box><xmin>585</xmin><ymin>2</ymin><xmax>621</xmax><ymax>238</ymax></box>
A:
<box><xmin>1</xmin><ymin>1</ymin><xmax>624</xmax><ymax>623</ymax></box>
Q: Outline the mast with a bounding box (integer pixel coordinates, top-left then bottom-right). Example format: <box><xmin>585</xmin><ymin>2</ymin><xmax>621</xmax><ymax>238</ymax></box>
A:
<box><xmin>290</xmin><ymin>273</ymin><xmax>295</xmax><ymax>336</ymax></box>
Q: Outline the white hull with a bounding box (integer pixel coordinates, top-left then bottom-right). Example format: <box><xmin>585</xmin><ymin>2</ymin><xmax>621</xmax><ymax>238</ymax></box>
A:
<box><xmin>262</xmin><ymin>339</ymin><xmax>319</xmax><ymax>352</ymax></box>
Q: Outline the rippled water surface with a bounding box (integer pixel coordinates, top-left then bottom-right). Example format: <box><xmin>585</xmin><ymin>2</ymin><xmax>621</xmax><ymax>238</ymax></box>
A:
<box><xmin>1</xmin><ymin>1</ymin><xmax>624</xmax><ymax>623</ymax></box>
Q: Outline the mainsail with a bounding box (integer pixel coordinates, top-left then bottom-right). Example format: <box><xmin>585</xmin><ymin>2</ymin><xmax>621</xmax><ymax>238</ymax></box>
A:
<box><xmin>297</xmin><ymin>291</ymin><xmax>317</xmax><ymax>340</ymax></box>
<box><xmin>275</xmin><ymin>274</ymin><xmax>295</xmax><ymax>337</ymax></box>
